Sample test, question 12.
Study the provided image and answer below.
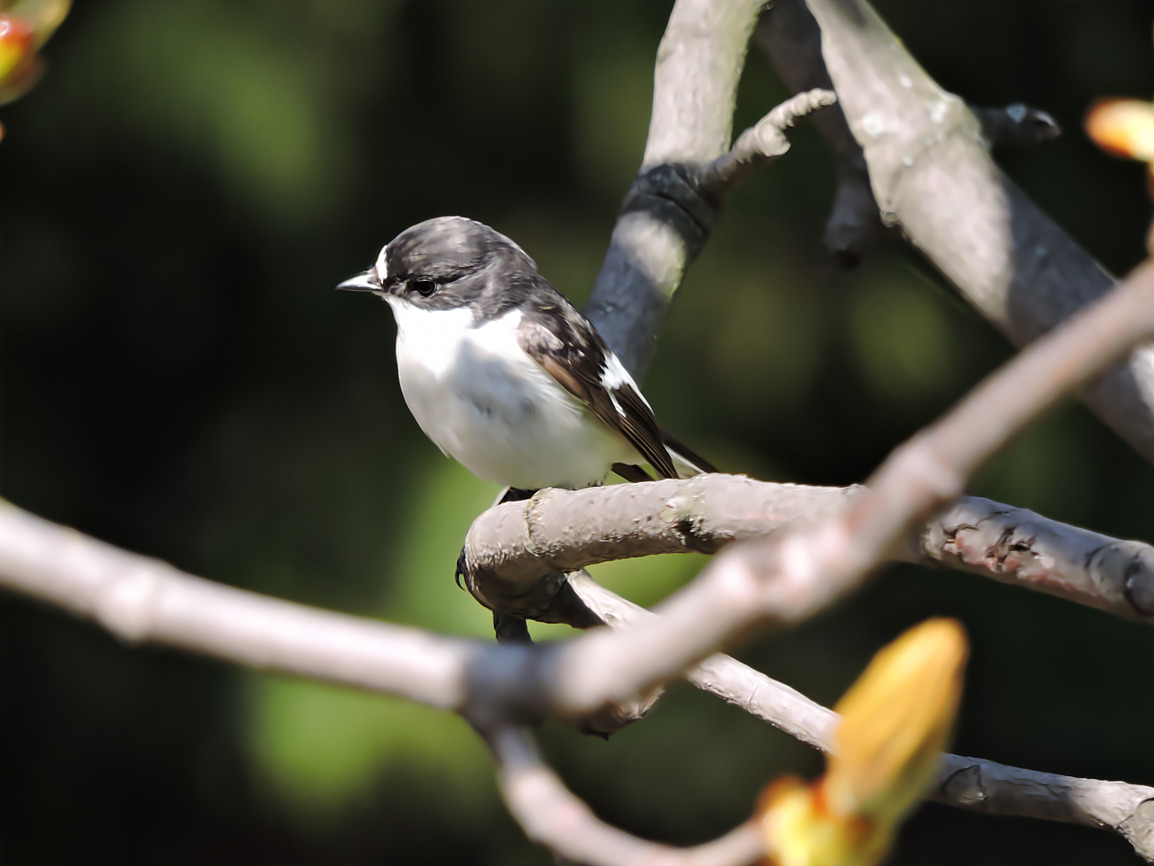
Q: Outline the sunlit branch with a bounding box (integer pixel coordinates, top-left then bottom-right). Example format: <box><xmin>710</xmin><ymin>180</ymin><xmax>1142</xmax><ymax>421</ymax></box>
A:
<box><xmin>461</xmin><ymin>479</ymin><xmax>1154</xmax><ymax>624</ymax></box>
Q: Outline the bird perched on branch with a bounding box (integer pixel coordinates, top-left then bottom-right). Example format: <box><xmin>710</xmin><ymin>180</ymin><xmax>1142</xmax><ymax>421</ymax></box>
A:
<box><xmin>338</xmin><ymin>216</ymin><xmax>713</xmax><ymax>497</ymax></box>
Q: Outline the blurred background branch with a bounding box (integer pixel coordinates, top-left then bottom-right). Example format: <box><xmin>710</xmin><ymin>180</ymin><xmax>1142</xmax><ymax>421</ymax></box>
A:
<box><xmin>760</xmin><ymin>0</ymin><xmax>1154</xmax><ymax>465</ymax></box>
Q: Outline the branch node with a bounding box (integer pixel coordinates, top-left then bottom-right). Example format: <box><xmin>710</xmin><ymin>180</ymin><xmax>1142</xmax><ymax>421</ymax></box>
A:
<box><xmin>1088</xmin><ymin>540</ymin><xmax>1154</xmax><ymax>616</ymax></box>
<box><xmin>1118</xmin><ymin>797</ymin><xmax>1154</xmax><ymax>861</ymax></box>
<box><xmin>620</xmin><ymin>163</ymin><xmax>718</xmax><ymax>252</ymax></box>
<box><xmin>941</xmin><ymin>762</ymin><xmax>988</xmax><ymax>809</ymax></box>
<box><xmin>94</xmin><ymin>561</ymin><xmax>163</xmax><ymax>643</ymax></box>
<box><xmin>659</xmin><ymin>493</ymin><xmax>714</xmax><ymax>554</ymax></box>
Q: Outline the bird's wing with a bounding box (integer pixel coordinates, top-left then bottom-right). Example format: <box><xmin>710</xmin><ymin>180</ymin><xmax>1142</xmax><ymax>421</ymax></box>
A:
<box><xmin>661</xmin><ymin>428</ymin><xmax>716</xmax><ymax>476</ymax></box>
<box><xmin>517</xmin><ymin>304</ymin><xmax>678</xmax><ymax>480</ymax></box>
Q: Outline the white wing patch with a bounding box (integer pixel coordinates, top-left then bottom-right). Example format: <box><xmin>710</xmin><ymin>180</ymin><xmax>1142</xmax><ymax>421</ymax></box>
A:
<box><xmin>599</xmin><ymin>351</ymin><xmax>651</xmax><ymax>421</ymax></box>
<box><xmin>599</xmin><ymin>351</ymin><xmax>637</xmax><ymax>391</ymax></box>
<box><xmin>607</xmin><ymin>390</ymin><xmax>625</xmax><ymax>420</ymax></box>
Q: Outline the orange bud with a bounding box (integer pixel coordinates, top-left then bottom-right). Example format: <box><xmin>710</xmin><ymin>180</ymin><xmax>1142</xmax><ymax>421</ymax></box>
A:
<box><xmin>0</xmin><ymin>1</ymin><xmax>68</xmax><ymax>111</ymax></box>
<box><xmin>2</xmin><ymin>0</ymin><xmax>71</xmax><ymax>48</ymax></box>
<box><xmin>0</xmin><ymin>15</ymin><xmax>35</xmax><ymax>84</ymax></box>
<box><xmin>1086</xmin><ymin>98</ymin><xmax>1154</xmax><ymax>163</ymax></box>
<box><xmin>759</xmin><ymin>777</ymin><xmax>886</xmax><ymax>866</ymax></box>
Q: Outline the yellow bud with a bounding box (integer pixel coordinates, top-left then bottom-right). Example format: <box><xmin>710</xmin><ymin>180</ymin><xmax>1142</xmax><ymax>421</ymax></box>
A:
<box><xmin>759</xmin><ymin>620</ymin><xmax>967</xmax><ymax>866</ymax></box>
<box><xmin>826</xmin><ymin>618</ymin><xmax>968</xmax><ymax>822</ymax></box>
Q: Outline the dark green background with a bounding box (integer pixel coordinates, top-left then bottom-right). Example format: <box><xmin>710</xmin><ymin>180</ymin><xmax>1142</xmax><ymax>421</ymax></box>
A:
<box><xmin>2</xmin><ymin>1</ymin><xmax>1153</xmax><ymax>863</ymax></box>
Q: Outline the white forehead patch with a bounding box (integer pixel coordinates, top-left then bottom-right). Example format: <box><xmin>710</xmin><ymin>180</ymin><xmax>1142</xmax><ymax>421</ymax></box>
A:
<box><xmin>374</xmin><ymin>245</ymin><xmax>389</xmax><ymax>283</ymax></box>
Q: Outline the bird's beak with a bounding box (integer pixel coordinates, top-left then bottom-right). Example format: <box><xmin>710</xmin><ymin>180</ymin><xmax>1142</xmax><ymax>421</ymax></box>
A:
<box><xmin>336</xmin><ymin>269</ymin><xmax>381</xmax><ymax>293</ymax></box>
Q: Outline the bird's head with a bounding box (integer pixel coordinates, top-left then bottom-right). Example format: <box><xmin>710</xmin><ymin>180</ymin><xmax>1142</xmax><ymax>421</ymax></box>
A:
<box><xmin>337</xmin><ymin>216</ymin><xmax>538</xmax><ymax>315</ymax></box>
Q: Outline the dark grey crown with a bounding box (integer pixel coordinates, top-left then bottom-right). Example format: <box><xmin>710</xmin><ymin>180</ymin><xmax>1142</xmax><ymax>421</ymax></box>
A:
<box><xmin>381</xmin><ymin>216</ymin><xmax>555</xmax><ymax>319</ymax></box>
<box><xmin>387</xmin><ymin>217</ymin><xmax>533</xmax><ymax>281</ymax></box>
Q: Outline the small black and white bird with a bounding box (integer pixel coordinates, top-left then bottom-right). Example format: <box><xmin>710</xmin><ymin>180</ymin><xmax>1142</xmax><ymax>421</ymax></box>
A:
<box><xmin>337</xmin><ymin>216</ymin><xmax>713</xmax><ymax>494</ymax></box>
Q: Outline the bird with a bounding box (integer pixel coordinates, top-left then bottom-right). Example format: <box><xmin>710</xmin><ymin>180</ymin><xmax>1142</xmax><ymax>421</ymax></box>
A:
<box><xmin>337</xmin><ymin>216</ymin><xmax>713</xmax><ymax>498</ymax></box>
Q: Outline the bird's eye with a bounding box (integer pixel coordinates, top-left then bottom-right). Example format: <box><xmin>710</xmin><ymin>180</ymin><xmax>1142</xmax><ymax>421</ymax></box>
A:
<box><xmin>411</xmin><ymin>279</ymin><xmax>437</xmax><ymax>297</ymax></box>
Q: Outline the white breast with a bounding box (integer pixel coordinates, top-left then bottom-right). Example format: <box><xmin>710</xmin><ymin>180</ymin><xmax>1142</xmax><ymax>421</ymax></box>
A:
<box><xmin>386</xmin><ymin>300</ymin><xmax>631</xmax><ymax>489</ymax></box>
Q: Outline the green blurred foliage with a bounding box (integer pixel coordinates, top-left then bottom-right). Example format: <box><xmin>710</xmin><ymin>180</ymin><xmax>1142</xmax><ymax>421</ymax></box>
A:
<box><xmin>1</xmin><ymin>1</ymin><xmax>1153</xmax><ymax>864</ymax></box>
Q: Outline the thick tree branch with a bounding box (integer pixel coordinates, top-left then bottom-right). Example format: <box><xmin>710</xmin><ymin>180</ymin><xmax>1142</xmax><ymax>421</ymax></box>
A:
<box><xmin>917</xmin><ymin>496</ymin><xmax>1154</xmax><ymax>618</ymax></box>
<box><xmin>756</xmin><ymin>5</ymin><xmax>1061</xmax><ymax>268</ymax></box>
<box><xmin>461</xmin><ymin>478</ymin><xmax>1154</xmax><ymax>624</ymax></box>
<box><xmin>760</xmin><ymin>0</ymin><xmax>1154</xmax><ymax>465</ymax></box>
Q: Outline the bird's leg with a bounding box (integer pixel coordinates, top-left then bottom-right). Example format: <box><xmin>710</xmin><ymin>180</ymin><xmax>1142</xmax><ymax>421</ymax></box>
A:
<box><xmin>498</xmin><ymin>486</ymin><xmax>537</xmax><ymax>503</ymax></box>
<box><xmin>492</xmin><ymin>610</ymin><xmax>532</xmax><ymax>644</ymax></box>
<box><xmin>454</xmin><ymin>486</ymin><xmax>538</xmax><ymax>591</ymax></box>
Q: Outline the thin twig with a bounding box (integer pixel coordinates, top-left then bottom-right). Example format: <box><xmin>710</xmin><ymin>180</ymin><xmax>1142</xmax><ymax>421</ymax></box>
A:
<box><xmin>489</xmin><ymin>726</ymin><xmax>766</xmax><ymax>866</ymax></box>
<box><xmin>698</xmin><ymin>88</ymin><xmax>837</xmax><ymax>194</ymax></box>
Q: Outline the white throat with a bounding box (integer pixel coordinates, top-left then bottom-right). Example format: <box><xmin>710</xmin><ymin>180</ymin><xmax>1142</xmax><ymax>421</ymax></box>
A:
<box><xmin>383</xmin><ymin>299</ymin><xmax>630</xmax><ymax>489</ymax></box>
